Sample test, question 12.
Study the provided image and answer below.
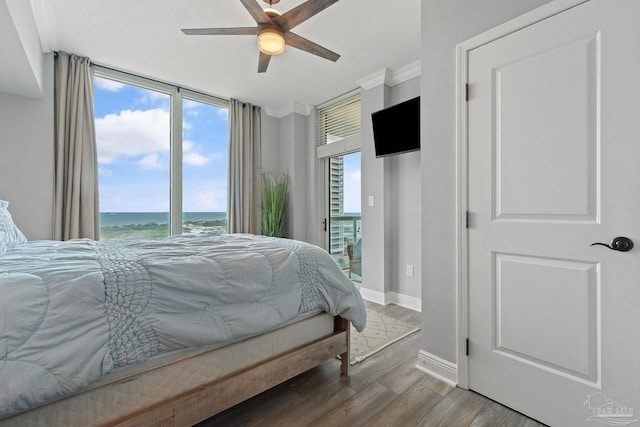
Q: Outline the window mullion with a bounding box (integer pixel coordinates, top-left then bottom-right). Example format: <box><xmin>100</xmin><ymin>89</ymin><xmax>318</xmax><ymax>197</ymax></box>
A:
<box><xmin>170</xmin><ymin>88</ymin><xmax>183</xmax><ymax>236</ymax></box>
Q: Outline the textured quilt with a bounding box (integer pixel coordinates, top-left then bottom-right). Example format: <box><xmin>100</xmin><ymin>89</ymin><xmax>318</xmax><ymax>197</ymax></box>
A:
<box><xmin>0</xmin><ymin>233</ymin><xmax>366</xmax><ymax>419</ymax></box>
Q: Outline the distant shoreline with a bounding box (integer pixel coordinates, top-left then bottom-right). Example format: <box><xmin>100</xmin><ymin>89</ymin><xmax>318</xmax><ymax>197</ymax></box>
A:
<box><xmin>100</xmin><ymin>212</ymin><xmax>227</xmax><ymax>226</ymax></box>
<box><xmin>99</xmin><ymin>211</ymin><xmax>362</xmax><ymax>241</ymax></box>
<box><xmin>100</xmin><ymin>211</ymin><xmax>361</xmax><ymax>226</ymax></box>
<box><xmin>99</xmin><ymin>212</ymin><xmax>228</xmax><ymax>240</ymax></box>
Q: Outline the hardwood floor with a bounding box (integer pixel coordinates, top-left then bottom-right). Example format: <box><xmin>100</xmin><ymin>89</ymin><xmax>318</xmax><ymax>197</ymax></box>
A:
<box><xmin>197</xmin><ymin>303</ymin><xmax>546</xmax><ymax>427</ymax></box>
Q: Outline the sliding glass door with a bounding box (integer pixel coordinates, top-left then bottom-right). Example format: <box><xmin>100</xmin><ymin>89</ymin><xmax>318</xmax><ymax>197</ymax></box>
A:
<box><xmin>316</xmin><ymin>90</ymin><xmax>361</xmax><ymax>282</ymax></box>
<box><xmin>328</xmin><ymin>152</ymin><xmax>361</xmax><ymax>282</ymax></box>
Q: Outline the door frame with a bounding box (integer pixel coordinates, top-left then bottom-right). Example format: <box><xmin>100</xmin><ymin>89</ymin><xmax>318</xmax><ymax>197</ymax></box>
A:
<box><xmin>454</xmin><ymin>0</ymin><xmax>590</xmax><ymax>390</ymax></box>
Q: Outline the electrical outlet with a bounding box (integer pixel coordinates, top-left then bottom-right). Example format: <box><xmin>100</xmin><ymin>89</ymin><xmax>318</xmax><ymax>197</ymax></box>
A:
<box><xmin>368</xmin><ymin>196</ymin><xmax>375</xmax><ymax>207</ymax></box>
<box><xmin>406</xmin><ymin>264</ymin><xmax>414</xmax><ymax>277</ymax></box>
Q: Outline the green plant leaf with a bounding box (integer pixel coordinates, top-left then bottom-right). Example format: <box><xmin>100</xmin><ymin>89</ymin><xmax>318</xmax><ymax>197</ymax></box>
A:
<box><xmin>260</xmin><ymin>172</ymin><xmax>289</xmax><ymax>237</ymax></box>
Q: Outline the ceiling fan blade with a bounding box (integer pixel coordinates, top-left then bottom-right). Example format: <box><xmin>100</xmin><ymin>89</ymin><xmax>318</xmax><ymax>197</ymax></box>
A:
<box><xmin>258</xmin><ymin>52</ymin><xmax>271</xmax><ymax>73</ymax></box>
<box><xmin>240</xmin><ymin>0</ymin><xmax>272</xmax><ymax>25</ymax></box>
<box><xmin>284</xmin><ymin>32</ymin><xmax>340</xmax><ymax>62</ymax></box>
<box><xmin>181</xmin><ymin>27</ymin><xmax>258</xmax><ymax>35</ymax></box>
<box><xmin>275</xmin><ymin>0</ymin><xmax>340</xmax><ymax>32</ymax></box>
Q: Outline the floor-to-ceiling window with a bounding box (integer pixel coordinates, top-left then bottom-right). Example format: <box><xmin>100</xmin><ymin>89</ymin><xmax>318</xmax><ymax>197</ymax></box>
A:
<box><xmin>181</xmin><ymin>94</ymin><xmax>229</xmax><ymax>235</ymax></box>
<box><xmin>93</xmin><ymin>67</ymin><xmax>228</xmax><ymax>240</ymax></box>
<box><xmin>317</xmin><ymin>91</ymin><xmax>362</xmax><ymax>282</ymax></box>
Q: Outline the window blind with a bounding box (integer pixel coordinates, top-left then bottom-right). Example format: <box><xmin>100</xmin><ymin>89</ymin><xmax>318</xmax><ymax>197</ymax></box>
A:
<box><xmin>316</xmin><ymin>90</ymin><xmax>361</xmax><ymax>159</ymax></box>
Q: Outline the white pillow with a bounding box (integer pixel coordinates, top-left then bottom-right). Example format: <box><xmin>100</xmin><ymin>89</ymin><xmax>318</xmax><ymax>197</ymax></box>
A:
<box><xmin>0</xmin><ymin>200</ymin><xmax>27</xmax><ymax>256</ymax></box>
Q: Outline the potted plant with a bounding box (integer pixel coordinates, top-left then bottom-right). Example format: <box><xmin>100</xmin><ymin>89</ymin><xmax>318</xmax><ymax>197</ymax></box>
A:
<box><xmin>259</xmin><ymin>172</ymin><xmax>289</xmax><ymax>237</ymax></box>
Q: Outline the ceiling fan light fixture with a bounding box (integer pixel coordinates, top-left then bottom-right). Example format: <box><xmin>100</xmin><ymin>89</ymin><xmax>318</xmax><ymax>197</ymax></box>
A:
<box><xmin>257</xmin><ymin>27</ymin><xmax>285</xmax><ymax>55</ymax></box>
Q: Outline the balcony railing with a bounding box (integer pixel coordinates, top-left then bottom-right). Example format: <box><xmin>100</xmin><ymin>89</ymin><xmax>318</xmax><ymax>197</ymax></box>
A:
<box><xmin>329</xmin><ymin>215</ymin><xmax>361</xmax><ymax>282</ymax></box>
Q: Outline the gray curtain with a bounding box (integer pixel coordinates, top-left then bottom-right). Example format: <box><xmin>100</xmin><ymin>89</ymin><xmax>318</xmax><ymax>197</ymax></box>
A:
<box><xmin>227</xmin><ymin>98</ymin><xmax>262</xmax><ymax>234</ymax></box>
<box><xmin>53</xmin><ymin>52</ymin><xmax>99</xmax><ymax>240</ymax></box>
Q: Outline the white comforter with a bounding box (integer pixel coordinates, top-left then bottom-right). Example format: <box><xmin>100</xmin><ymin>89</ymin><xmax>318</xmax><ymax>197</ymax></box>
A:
<box><xmin>0</xmin><ymin>233</ymin><xmax>366</xmax><ymax>419</ymax></box>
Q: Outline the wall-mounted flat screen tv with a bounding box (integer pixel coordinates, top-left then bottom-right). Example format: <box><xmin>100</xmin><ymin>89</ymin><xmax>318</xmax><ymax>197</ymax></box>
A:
<box><xmin>371</xmin><ymin>96</ymin><xmax>420</xmax><ymax>158</ymax></box>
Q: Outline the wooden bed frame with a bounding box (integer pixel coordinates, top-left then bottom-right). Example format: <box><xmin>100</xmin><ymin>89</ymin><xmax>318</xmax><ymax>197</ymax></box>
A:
<box><xmin>107</xmin><ymin>316</ymin><xmax>350</xmax><ymax>427</ymax></box>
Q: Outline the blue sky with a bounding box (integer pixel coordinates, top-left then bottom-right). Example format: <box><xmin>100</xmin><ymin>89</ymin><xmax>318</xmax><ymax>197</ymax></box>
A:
<box><xmin>342</xmin><ymin>152</ymin><xmax>361</xmax><ymax>213</ymax></box>
<box><xmin>94</xmin><ymin>75</ymin><xmax>361</xmax><ymax>214</ymax></box>
<box><xmin>94</xmin><ymin>76</ymin><xmax>229</xmax><ymax>212</ymax></box>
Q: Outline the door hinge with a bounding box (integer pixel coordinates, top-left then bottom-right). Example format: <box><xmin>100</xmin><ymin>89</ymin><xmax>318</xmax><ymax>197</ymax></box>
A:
<box><xmin>465</xmin><ymin>83</ymin><xmax>469</xmax><ymax>101</ymax></box>
<box><xmin>466</xmin><ymin>338</ymin><xmax>469</xmax><ymax>356</ymax></box>
<box><xmin>465</xmin><ymin>211</ymin><xmax>470</xmax><ymax>228</ymax></box>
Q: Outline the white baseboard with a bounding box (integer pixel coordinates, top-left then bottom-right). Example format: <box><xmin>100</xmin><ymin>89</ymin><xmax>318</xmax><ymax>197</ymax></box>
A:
<box><xmin>416</xmin><ymin>350</ymin><xmax>458</xmax><ymax>387</ymax></box>
<box><xmin>387</xmin><ymin>291</ymin><xmax>422</xmax><ymax>312</ymax></box>
<box><xmin>358</xmin><ymin>288</ymin><xmax>422</xmax><ymax>312</ymax></box>
<box><xmin>358</xmin><ymin>287</ymin><xmax>385</xmax><ymax>305</ymax></box>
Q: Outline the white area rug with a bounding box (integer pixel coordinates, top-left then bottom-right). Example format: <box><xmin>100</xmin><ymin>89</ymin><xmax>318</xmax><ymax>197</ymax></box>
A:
<box><xmin>349</xmin><ymin>309</ymin><xmax>420</xmax><ymax>365</ymax></box>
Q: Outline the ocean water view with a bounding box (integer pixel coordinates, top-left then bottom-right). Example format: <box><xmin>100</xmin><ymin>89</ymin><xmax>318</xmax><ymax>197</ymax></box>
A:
<box><xmin>100</xmin><ymin>212</ymin><xmax>227</xmax><ymax>240</ymax></box>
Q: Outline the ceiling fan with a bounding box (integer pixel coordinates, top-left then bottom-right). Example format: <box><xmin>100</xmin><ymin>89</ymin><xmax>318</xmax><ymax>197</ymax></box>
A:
<box><xmin>181</xmin><ymin>0</ymin><xmax>341</xmax><ymax>73</ymax></box>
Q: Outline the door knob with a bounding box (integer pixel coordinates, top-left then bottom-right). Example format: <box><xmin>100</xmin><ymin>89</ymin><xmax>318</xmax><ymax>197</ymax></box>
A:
<box><xmin>590</xmin><ymin>236</ymin><xmax>634</xmax><ymax>252</ymax></box>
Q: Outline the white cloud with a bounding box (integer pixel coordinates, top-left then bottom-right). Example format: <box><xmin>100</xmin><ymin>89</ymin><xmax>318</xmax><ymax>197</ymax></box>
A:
<box><xmin>182</xmin><ymin>140</ymin><xmax>220</xmax><ymax>167</ymax></box>
<box><xmin>98</xmin><ymin>167</ymin><xmax>113</xmax><ymax>177</ymax></box>
<box><xmin>183</xmin><ymin>99</ymin><xmax>202</xmax><ymax>112</ymax></box>
<box><xmin>183</xmin><ymin>179</ymin><xmax>228</xmax><ymax>211</ymax></box>
<box><xmin>183</xmin><ymin>152</ymin><xmax>210</xmax><ymax>167</ymax></box>
<box><xmin>96</xmin><ymin>108</ymin><xmax>218</xmax><ymax>172</ymax></box>
<box><xmin>96</xmin><ymin>108</ymin><xmax>170</xmax><ymax>163</ymax></box>
<box><xmin>136</xmin><ymin>89</ymin><xmax>170</xmax><ymax>106</ymax></box>
<box><xmin>183</xmin><ymin>140</ymin><xmax>194</xmax><ymax>151</ymax></box>
<box><xmin>138</xmin><ymin>153</ymin><xmax>166</xmax><ymax>170</ymax></box>
<box><xmin>94</xmin><ymin>77</ymin><xmax>125</xmax><ymax>92</ymax></box>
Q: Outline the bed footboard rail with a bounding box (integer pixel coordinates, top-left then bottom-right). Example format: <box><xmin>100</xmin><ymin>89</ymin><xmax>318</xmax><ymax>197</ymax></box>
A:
<box><xmin>111</xmin><ymin>315</ymin><xmax>350</xmax><ymax>427</ymax></box>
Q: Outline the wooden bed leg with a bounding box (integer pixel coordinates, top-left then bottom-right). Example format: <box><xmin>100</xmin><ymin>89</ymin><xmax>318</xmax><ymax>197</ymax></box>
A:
<box><xmin>335</xmin><ymin>316</ymin><xmax>350</xmax><ymax>376</ymax></box>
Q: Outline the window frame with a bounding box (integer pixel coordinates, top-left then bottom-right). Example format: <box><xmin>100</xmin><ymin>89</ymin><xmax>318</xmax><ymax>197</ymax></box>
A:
<box><xmin>92</xmin><ymin>65</ymin><xmax>229</xmax><ymax>236</ymax></box>
<box><xmin>315</xmin><ymin>90</ymin><xmax>362</xmax><ymax>253</ymax></box>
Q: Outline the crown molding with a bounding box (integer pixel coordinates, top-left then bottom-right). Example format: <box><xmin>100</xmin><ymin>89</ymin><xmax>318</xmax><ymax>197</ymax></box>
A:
<box><xmin>357</xmin><ymin>68</ymin><xmax>392</xmax><ymax>91</ymax></box>
<box><xmin>357</xmin><ymin>60</ymin><xmax>421</xmax><ymax>90</ymax></box>
<box><xmin>263</xmin><ymin>101</ymin><xmax>312</xmax><ymax>119</ymax></box>
<box><xmin>391</xmin><ymin>60</ymin><xmax>421</xmax><ymax>86</ymax></box>
<box><xmin>263</xmin><ymin>60</ymin><xmax>421</xmax><ymax>118</ymax></box>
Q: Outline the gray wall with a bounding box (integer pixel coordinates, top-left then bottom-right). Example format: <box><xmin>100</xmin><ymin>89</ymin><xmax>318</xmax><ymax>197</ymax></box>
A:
<box><xmin>360</xmin><ymin>83</ymin><xmax>391</xmax><ymax>296</ymax></box>
<box><xmin>261</xmin><ymin>75</ymin><xmax>422</xmax><ymax>303</ymax></box>
<box><xmin>360</xmin><ymin>77</ymin><xmax>422</xmax><ymax>302</ymax></box>
<box><xmin>387</xmin><ymin>78</ymin><xmax>421</xmax><ymax>300</ymax></box>
<box><xmin>0</xmin><ymin>53</ymin><xmax>54</xmax><ymax>240</ymax></box>
<box><xmin>420</xmin><ymin>0</ymin><xmax>553</xmax><ymax>363</ymax></box>
<box><xmin>260</xmin><ymin>112</ymin><xmax>281</xmax><ymax>178</ymax></box>
<box><xmin>260</xmin><ymin>110</ymin><xmax>316</xmax><ymax>244</ymax></box>
<box><xmin>279</xmin><ymin>112</ymin><xmax>310</xmax><ymax>242</ymax></box>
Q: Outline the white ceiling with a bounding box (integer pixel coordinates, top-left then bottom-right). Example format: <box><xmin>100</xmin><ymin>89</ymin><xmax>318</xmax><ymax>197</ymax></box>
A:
<box><xmin>15</xmin><ymin>0</ymin><xmax>421</xmax><ymax>116</ymax></box>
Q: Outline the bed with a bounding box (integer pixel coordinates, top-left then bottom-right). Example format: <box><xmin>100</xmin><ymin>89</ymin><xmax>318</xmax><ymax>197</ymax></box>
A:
<box><xmin>0</xmin><ymin>201</ymin><xmax>366</xmax><ymax>426</ymax></box>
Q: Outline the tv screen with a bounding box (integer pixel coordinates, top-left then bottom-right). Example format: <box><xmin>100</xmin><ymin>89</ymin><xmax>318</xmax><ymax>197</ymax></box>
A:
<box><xmin>371</xmin><ymin>96</ymin><xmax>420</xmax><ymax>158</ymax></box>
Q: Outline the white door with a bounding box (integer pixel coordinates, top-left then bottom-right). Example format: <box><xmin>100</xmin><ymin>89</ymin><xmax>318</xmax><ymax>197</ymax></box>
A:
<box><xmin>467</xmin><ymin>1</ymin><xmax>640</xmax><ymax>426</ymax></box>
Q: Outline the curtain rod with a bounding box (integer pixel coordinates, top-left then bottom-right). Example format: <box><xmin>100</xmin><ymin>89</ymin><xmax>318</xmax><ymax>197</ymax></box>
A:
<box><xmin>54</xmin><ymin>51</ymin><xmax>228</xmax><ymax>104</ymax></box>
<box><xmin>92</xmin><ymin>62</ymin><xmax>228</xmax><ymax>103</ymax></box>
